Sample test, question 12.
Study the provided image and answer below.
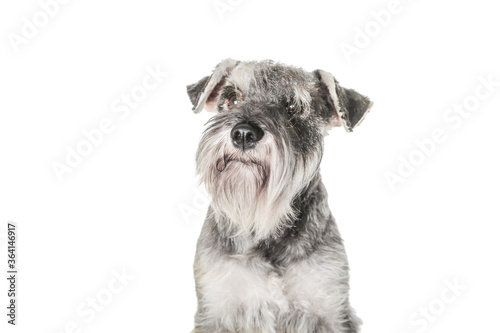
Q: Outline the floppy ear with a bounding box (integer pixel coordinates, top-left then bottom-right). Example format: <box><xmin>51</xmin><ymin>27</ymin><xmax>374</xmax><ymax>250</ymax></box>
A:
<box><xmin>187</xmin><ymin>58</ymin><xmax>239</xmax><ymax>113</ymax></box>
<box><xmin>314</xmin><ymin>69</ymin><xmax>373</xmax><ymax>132</ymax></box>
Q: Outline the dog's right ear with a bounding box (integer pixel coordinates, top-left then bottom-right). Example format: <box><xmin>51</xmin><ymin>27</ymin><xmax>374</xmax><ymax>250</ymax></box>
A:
<box><xmin>314</xmin><ymin>69</ymin><xmax>372</xmax><ymax>132</ymax></box>
<box><xmin>187</xmin><ymin>58</ymin><xmax>238</xmax><ymax>113</ymax></box>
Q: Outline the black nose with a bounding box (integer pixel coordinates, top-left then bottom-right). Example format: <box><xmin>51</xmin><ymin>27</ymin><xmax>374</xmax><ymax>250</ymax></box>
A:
<box><xmin>231</xmin><ymin>122</ymin><xmax>264</xmax><ymax>150</ymax></box>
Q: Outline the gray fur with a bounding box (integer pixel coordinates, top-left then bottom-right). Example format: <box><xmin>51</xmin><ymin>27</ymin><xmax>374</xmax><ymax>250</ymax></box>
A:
<box><xmin>187</xmin><ymin>59</ymin><xmax>372</xmax><ymax>333</ymax></box>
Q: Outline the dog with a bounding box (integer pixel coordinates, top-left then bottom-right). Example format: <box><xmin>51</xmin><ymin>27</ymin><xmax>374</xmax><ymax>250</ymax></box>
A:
<box><xmin>187</xmin><ymin>59</ymin><xmax>372</xmax><ymax>333</ymax></box>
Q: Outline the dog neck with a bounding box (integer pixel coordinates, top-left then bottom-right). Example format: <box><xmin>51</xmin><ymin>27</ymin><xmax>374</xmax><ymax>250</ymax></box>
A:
<box><xmin>209</xmin><ymin>171</ymin><xmax>335</xmax><ymax>248</ymax></box>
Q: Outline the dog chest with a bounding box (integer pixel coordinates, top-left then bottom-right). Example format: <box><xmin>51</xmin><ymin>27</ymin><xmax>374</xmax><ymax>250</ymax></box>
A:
<box><xmin>195</xmin><ymin>247</ymin><xmax>348</xmax><ymax>327</ymax></box>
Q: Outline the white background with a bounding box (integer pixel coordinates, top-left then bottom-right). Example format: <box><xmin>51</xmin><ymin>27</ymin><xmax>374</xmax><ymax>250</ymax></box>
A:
<box><xmin>1</xmin><ymin>0</ymin><xmax>499</xmax><ymax>332</ymax></box>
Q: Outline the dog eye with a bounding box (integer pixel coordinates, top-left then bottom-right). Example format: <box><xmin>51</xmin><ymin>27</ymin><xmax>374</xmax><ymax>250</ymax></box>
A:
<box><xmin>228</xmin><ymin>94</ymin><xmax>239</xmax><ymax>108</ymax></box>
<box><xmin>286</xmin><ymin>103</ymin><xmax>302</xmax><ymax>115</ymax></box>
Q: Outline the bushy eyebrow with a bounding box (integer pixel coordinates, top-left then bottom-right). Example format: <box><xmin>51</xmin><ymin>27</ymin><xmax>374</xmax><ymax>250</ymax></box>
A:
<box><xmin>219</xmin><ymin>85</ymin><xmax>238</xmax><ymax>100</ymax></box>
<box><xmin>293</xmin><ymin>86</ymin><xmax>312</xmax><ymax>109</ymax></box>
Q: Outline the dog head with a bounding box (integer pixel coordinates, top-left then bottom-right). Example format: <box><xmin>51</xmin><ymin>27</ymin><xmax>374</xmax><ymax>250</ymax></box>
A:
<box><xmin>187</xmin><ymin>59</ymin><xmax>372</xmax><ymax>239</ymax></box>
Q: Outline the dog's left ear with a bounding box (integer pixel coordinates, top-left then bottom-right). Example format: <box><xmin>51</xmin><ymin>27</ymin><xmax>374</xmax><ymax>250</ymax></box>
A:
<box><xmin>314</xmin><ymin>69</ymin><xmax>373</xmax><ymax>132</ymax></box>
<box><xmin>187</xmin><ymin>58</ymin><xmax>239</xmax><ymax>114</ymax></box>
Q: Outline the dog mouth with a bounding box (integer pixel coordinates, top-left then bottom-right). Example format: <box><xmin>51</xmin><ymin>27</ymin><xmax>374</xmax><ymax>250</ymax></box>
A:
<box><xmin>216</xmin><ymin>154</ymin><xmax>262</xmax><ymax>172</ymax></box>
<box><xmin>213</xmin><ymin>152</ymin><xmax>270</xmax><ymax>188</ymax></box>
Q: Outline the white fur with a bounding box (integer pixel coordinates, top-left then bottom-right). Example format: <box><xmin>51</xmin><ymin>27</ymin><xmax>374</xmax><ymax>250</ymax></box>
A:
<box><xmin>194</xmin><ymin>245</ymin><xmax>350</xmax><ymax>332</ymax></box>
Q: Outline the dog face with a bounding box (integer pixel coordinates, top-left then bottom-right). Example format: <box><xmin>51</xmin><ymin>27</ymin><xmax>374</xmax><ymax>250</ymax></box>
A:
<box><xmin>187</xmin><ymin>59</ymin><xmax>372</xmax><ymax>239</ymax></box>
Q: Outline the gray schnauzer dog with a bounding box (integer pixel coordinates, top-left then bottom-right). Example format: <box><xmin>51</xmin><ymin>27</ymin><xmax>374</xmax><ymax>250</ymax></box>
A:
<box><xmin>187</xmin><ymin>59</ymin><xmax>372</xmax><ymax>333</ymax></box>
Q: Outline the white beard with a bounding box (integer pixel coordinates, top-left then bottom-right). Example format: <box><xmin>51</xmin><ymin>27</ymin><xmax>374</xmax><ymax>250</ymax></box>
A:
<box><xmin>196</xmin><ymin>127</ymin><xmax>322</xmax><ymax>240</ymax></box>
